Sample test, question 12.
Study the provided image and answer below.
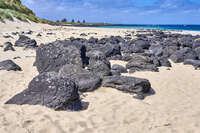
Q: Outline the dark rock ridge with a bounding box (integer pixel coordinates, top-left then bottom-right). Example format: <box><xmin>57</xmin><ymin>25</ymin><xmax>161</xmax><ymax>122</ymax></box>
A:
<box><xmin>103</xmin><ymin>76</ymin><xmax>151</xmax><ymax>99</ymax></box>
<box><xmin>6</xmin><ymin>72</ymin><xmax>84</xmax><ymax>111</ymax></box>
<box><xmin>0</xmin><ymin>60</ymin><xmax>21</xmax><ymax>71</ymax></box>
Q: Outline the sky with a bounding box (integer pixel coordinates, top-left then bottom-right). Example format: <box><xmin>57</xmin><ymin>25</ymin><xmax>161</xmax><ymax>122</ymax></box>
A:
<box><xmin>21</xmin><ymin>0</ymin><xmax>200</xmax><ymax>24</ymax></box>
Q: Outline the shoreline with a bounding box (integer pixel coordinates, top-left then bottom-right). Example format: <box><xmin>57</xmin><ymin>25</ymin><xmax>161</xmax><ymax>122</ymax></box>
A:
<box><xmin>1</xmin><ymin>20</ymin><xmax>200</xmax><ymax>36</ymax></box>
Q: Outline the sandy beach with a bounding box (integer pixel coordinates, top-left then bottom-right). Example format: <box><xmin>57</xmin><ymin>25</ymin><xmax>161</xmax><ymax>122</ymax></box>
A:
<box><xmin>0</xmin><ymin>21</ymin><xmax>200</xmax><ymax>133</ymax></box>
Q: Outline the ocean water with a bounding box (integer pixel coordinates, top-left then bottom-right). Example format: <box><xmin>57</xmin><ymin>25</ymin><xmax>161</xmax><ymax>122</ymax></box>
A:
<box><xmin>101</xmin><ymin>25</ymin><xmax>200</xmax><ymax>31</ymax></box>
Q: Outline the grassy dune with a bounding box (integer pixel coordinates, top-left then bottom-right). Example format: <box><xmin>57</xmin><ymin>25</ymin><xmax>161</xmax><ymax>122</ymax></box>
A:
<box><xmin>0</xmin><ymin>0</ymin><xmax>111</xmax><ymax>25</ymax></box>
<box><xmin>0</xmin><ymin>0</ymin><xmax>55</xmax><ymax>24</ymax></box>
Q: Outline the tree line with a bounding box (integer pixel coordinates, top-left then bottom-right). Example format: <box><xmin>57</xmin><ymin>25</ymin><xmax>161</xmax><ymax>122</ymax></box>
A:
<box><xmin>56</xmin><ymin>18</ymin><xmax>86</xmax><ymax>23</ymax></box>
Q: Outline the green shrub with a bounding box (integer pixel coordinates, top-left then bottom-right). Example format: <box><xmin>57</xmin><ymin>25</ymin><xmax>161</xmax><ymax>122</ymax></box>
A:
<box><xmin>0</xmin><ymin>0</ymin><xmax>57</xmax><ymax>24</ymax></box>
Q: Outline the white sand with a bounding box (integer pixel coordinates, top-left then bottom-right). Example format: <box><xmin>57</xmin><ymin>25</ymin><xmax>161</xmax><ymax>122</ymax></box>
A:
<box><xmin>0</xmin><ymin>21</ymin><xmax>200</xmax><ymax>133</ymax></box>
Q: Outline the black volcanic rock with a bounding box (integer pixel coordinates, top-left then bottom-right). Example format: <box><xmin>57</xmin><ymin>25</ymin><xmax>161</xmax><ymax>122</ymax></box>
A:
<box><xmin>87</xmin><ymin>50</ymin><xmax>111</xmax><ymax>78</ymax></box>
<box><xmin>170</xmin><ymin>48</ymin><xmax>197</xmax><ymax>63</ymax></box>
<box><xmin>4</xmin><ymin>42</ymin><xmax>15</xmax><ymax>52</ymax></box>
<box><xmin>149</xmin><ymin>45</ymin><xmax>163</xmax><ymax>57</ymax></box>
<box><xmin>88</xmin><ymin>37</ymin><xmax>98</xmax><ymax>43</ymax></box>
<box><xmin>0</xmin><ymin>60</ymin><xmax>21</xmax><ymax>71</ymax></box>
<box><xmin>59</xmin><ymin>64</ymin><xmax>88</xmax><ymax>76</ymax></box>
<box><xmin>91</xmin><ymin>43</ymin><xmax>121</xmax><ymax>58</ymax></box>
<box><xmin>127</xmin><ymin>39</ymin><xmax>150</xmax><ymax>53</ymax></box>
<box><xmin>178</xmin><ymin>36</ymin><xmax>194</xmax><ymax>48</ymax></box>
<box><xmin>15</xmin><ymin>35</ymin><xmax>37</xmax><ymax>49</ymax></box>
<box><xmin>36</xmin><ymin>33</ymin><xmax>42</xmax><ymax>37</ymax></box>
<box><xmin>5</xmin><ymin>72</ymin><xmax>83</xmax><ymax>111</ymax></box>
<box><xmin>111</xmin><ymin>69</ymin><xmax>121</xmax><ymax>76</ymax></box>
<box><xmin>73</xmin><ymin>73</ymin><xmax>102</xmax><ymax>92</ymax></box>
<box><xmin>35</xmin><ymin>40</ymin><xmax>86</xmax><ymax>73</ymax></box>
<box><xmin>184</xmin><ymin>59</ymin><xmax>200</xmax><ymax>69</ymax></box>
<box><xmin>112</xmin><ymin>64</ymin><xmax>127</xmax><ymax>73</ymax></box>
<box><xmin>193</xmin><ymin>40</ymin><xmax>200</xmax><ymax>49</ymax></box>
<box><xmin>103</xmin><ymin>75</ymin><xmax>151</xmax><ymax>99</ymax></box>
<box><xmin>59</xmin><ymin>64</ymin><xmax>102</xmax><ymax>92</ymax></box>
<box><xmin>162</xmin><ymin>46</ymin><xmax>178</xmax><ymax>57</ymax></box>
<box><xmin>80</xmin><ymin>33</ymin><xmax>87</xmax><ymax>36</ymax></box>
<box><xmin>194</xmin><ymin>47</ymin><xmax>200</xmax><ymax>59</ymax></box>
<box><xmin>126</xmin><ymin>54</ymin><xmax>158</xmax><ymax>73</ymax></box>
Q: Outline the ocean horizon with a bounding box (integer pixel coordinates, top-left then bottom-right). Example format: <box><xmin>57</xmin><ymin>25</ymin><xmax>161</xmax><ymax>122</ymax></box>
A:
<box><xmin>101</xmin><ymin>24</ymin><xmax>200</xmax><ymax>31</ymax></box>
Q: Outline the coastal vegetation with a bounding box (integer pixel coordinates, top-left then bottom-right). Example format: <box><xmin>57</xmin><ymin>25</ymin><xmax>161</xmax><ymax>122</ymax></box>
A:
<box><xmin>0</xmin><ymin>0</ymin><xmax>113</xmax><ymax>26</ymax></box>
<box><xmin>0</xmin><ymin>0</ymin><xmax>40</xmax><ymax>22</ymax></box>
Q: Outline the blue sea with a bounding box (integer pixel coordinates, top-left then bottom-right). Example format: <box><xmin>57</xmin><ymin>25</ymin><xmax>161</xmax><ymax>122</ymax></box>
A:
<box><xmin>101</xmin><ymin>25</ymin><xmax>200</xmax><ymax>31</ymax></box>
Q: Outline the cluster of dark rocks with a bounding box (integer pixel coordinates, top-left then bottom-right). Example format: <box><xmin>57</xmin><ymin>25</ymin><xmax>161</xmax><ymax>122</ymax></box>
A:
<box><xmin>3</xmin><ymin>35</ymin><xmax>38</xmax><ymax>52</ymax></box>
<box><xmin>4</xmin><ymin>30</ymin><xmax>200</xmax><ymax>111</ymax></box>
<box><xmin>0</xmin><ymin>35</ymin><xmax>38</xmax><ymax>71</ymax></box>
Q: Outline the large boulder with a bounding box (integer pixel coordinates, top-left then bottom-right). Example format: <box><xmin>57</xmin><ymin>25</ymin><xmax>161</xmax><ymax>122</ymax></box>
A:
<box><xmin>59</xmin><ymin>64</ymin><xmax>102</xmax><ymax>92</ymax></box>
<box><xmin>128</xmin><ymin>39</ymin><xmax>150</xmax><ymax>53</ymax></box>
<box><xmin>35</xmin><ymin>40</ymin><xmax>86</xmax><ymax>73</ymax></box>
<box><xmin>103</xmin><ymin>76</ymin><xmax>151</xmax><ymax>99</ymax></box>
<box><xmin>178</xmin><ymin>36</ymin><xmax>194</xmax><ymax>48</ymax></box>
<box><xmin>129</xmin><ymin>44</ymin><xmax>145</xmax><ymax>53</ymax></box>
<box><xmin>134</xmin><ymin>39</ymin><xmax>150</xmax><ymax>49</ymax></box>
<box><xmin>87</xmin><ymin>50</ymin><xmax>111</xmax><ymax>78</ymax></box>
<box><xmin>15</xmin><ymin>35</ymin><xmax>37</xmax><ymax>49</ymax></box>
<box><xmin>102</xmin><ymin>43</ymin><xmax>121</xmax><ymax>58</ymax></box>
<box><xmin>170</xmin><ymin>48</ymin><xmax>197</xmax><ymax>63</ymax></box>
<box><xmin>193</xmin><ymin>40</ymin><xmax>200</xmax><ymax>49</ymax></box>
<box><xmin>73</xmin><ymin>73</ymin><xmax>102</xmax><ymax>92</ymax></box>
<box><xmin>89</xmin><ymin>43</ymin><xmax>121</xmax><ymax>58</ymax></box>
<box><xmin>162</xmin><ymin>46</ymin><xmax>178</xmax><ymax>57</ymax></box>
<box><xmin>0</xmin><ymin>60</ymin><xmax>21</xmax><ymax>71</ymax></box>
<box><xmin>126</xmin><ymin>54</ymin><xmax>158</xmax><ymax>73</ymax></box>
<box><xmin>162</xmin><ymin>38</ymin><xmax>179</xmax><ymax>47</ymax></box>
<box><xmin>5</xmin><ymin>72</ymin><xmax>83</xmax><ymax>111</ymax></box>
<box><xmin>149</xmin><ymin>45</ymin><xmax>163</xmax><ymax>57</ymax></box>
<box><xmin>170</xmin><ymin>50</ymin><xmax>184</xmax><ymax>63</ymax></box>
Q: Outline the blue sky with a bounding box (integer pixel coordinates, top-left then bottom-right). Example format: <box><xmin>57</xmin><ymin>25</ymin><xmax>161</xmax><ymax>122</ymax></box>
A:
<box><xmin>21</xmin><ymin>0</ymin><xmax>200</xmax><ymax>24</ymax></box>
